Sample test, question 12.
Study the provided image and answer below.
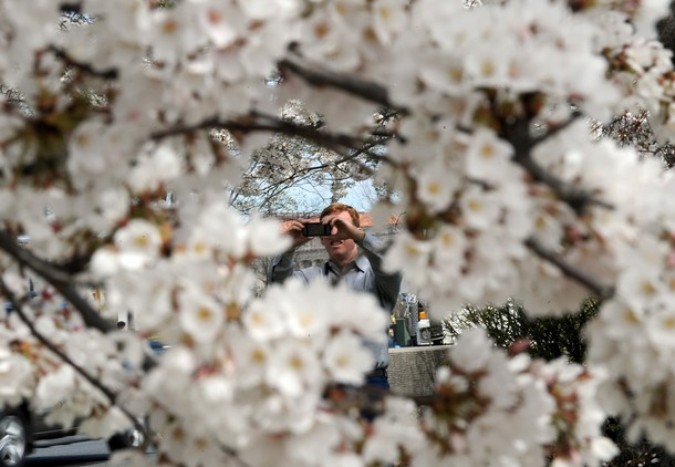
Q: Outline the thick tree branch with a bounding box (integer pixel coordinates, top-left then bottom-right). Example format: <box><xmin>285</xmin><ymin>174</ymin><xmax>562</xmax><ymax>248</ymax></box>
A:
<box><xmin>277</xmin><ymin>57</ymin><xmax>408</xmax><ymax>115</ymax></box>
<box><xmin>505</xmin><ymin>116</ymin><xmax>614</xmax><ymax>214</ymax></box>
<box><xmin>59</xmin><ymin>2</ymin><xmax>83</xmax><ymax>14</ymax></box>
<box><xmin>515</xmin><ymin>155</ymin><xmax>613</xmax><ymax>211</ymax></box>
<box><xmin>530</xmin><ymin>111</ymin><xmax>584</xmax><ymax>146</ymax></box>
<box><xmin>524</xmin><ymin>236</ymin><xmax>614</xmax><ymax>300</ymax></box>
<box><xmin>0</xmin><ymin>277</ymin><xmax>146</xmax><ymax>435</ymax></box>
<box><xmin>0</xmin><ymin>230</ymin><xmax>114</xmax><ymax>333</ymax></box>
<box><xmin>150</xmin><ymin>115</ymin><xmax>361</xmax><ymax>150</ymax></box>
<box><xmin>49</xmin><ymin>46</ymin><xmax>118</xmax><ymax>80</ymax></box>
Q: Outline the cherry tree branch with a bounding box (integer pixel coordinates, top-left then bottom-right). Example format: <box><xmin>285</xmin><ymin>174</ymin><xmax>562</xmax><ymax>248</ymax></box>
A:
<box><xmin>501</xmin><ymin>110</ymin><xmax>617</xmax><ymax>300</ymax></box>
<box><xmin>59</xmin><ymin>2</ymin><xmax>83</xmax><ymax>14</ymax></box>
<box><xmin>48</xmin><ymin>46</ymin><xmax>118</xmax><ymax>80</ymax></box>
<box><xmin>0</xmin><ymin>230</ymin><xmax>114</xmax><ymax>333</ymax></box>
<box><xmin>524</xmin><ymin>236</ymin><xmax>614</xmax><ymax>300</ymax></box>
<box><xmin>530</xmin><ymin>111</ymin><xmax>584</xmax><ymax>146</ymax></box>
<box><xmin>0</xmin><ymin>277</ymin><xmax>146</xmax><ymax>435</ymax></box>
<box><xmin>277</xmin><ymin>57</ymin><xmax>408</xmax><ymax>115</ymax></box>
<box><xmin>150</xmin><ymin>115</ymin><xmax>362</xmax><ymax>151</ymax></box>
<box><xmin>505</xmin><ymin>115</ymin><xmax>614</xmax><ymax>214</ymax></box>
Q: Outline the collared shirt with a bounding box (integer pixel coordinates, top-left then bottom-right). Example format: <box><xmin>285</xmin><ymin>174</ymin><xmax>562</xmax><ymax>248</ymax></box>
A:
<box><xmin>267</xmin><ymin>232</ymin><xmax>402</xmax><ymax>369</ymax></box>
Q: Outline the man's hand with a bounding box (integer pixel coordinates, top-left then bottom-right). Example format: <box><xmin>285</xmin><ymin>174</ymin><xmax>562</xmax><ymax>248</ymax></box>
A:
<box><xmin>283</xmin><ymin>219</ymin><xmax>312</xmax><ymax>249</ymax></box>
<box><xmin>322</xmin><ymin>215</ymin><xmax>365</xmax><ymax>242</ymax></box>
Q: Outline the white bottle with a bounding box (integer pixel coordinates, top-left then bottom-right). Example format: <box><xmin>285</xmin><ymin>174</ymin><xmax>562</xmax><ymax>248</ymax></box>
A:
<box><xmin>416</xmin><ymin>310</ymin><xmax>432</xmax><ymax>346</ymax></box>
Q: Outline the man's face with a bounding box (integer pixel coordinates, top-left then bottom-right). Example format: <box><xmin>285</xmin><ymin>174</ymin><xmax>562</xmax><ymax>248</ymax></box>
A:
<box><xmin>320</xmin><ymin>210</ymin><xmax>358</xmax><ymax>262</ymax></box>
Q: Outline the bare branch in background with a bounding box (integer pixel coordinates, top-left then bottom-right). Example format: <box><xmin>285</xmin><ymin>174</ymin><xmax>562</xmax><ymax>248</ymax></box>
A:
<box><xmin>150</xmin><ymin>114</ymin><xmax>361</xmax><ymax>152</ymax></box>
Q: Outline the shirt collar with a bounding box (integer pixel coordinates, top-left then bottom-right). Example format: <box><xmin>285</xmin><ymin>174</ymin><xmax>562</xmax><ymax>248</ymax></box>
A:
<box><xmin>354</xmin><ymin>254</ymin><xmax>368</xmax><ymax>272</ymax></box>
<box><xmin>326</xmin><ymin>254</ymin><xmax>367</xmax><ymax>275</ymax></box>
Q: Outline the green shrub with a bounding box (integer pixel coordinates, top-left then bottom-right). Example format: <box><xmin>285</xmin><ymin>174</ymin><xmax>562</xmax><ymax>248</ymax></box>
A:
<box><xmin>443</xmin><ymin>298</ymin><xmax>598</xmax><ymax>364</ymax></box>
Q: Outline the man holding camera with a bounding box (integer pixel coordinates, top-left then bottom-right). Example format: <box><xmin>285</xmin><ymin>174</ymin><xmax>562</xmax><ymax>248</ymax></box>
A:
<box><xmin>267</xmin><ymin>202</ymin><xmax>402</xmax><ymax>392</ymax></box>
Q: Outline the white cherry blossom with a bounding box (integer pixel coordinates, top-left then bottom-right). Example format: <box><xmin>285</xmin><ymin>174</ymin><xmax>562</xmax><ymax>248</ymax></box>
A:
<box><xmin>241</xmin><ymin>293</ymin><xmax>287</xmax><ymax>342</ymax></box>
<box><xmin>465</xmin><ymin>128</ymin><xmax>514</xmax><ymax>182</ymax></box>
<box><xmin>178</xmin><ymin>283</ymin><xmax>224</xmax><ymax>345</ymax></box>
<box><xmin>415</xmin><ymin>159</ymin><xmax>459</xmax><ymax>213</ymax></box>
<box><xmin>113</xmin><ymin>219</ymin><xmax>163</xmax><ymax>270</ymax></box>
<box><xmin>266</xmin><ymin>340</ymin><xmax>323</xmax><ymax>398</ymax></box>
<box><xmin>322</xmin><ymin>331</ymin><xmax>375</xmax><ymax>385</ymax></box>
<box><xmin>128</xmin><ymin>145</ymin><xmax>183</xmax><ymax>195</ymax></box>
<box><xmin>458</xmin><ymin>185</ymin><xmax>501</xmax><ymax>231</ymax></box>
<box><xmin>0</xmin><ymin>348</ymin><xmax>35</xmax><ymax>408</ymax></box>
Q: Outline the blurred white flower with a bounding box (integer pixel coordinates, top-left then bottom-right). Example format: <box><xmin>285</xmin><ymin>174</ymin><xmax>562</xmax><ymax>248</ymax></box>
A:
<box><xmin>266</xmin><ymin>340</ymin><xmax>323</xmax><ymax>397</ymax></box>
<box><xmin>450</xmin><ymin>327</ymin><xmax>492</xmax><ymax>372</ymax></box>
<box><xmin>459</xmin><ymin>185</ymin><xmax>501</xmax><ymax>231</ymax></box>
<box><xmin>242</xmin><ymin>291</ymin><xmax>287</xmax><ymax>342</ymax></box>
<box><xmin>178</xmin><ymin>283</ymin><xmax>224</xmax><ymax>344</ymax></box>
<box><xmin>246</xmin><ymin>215</ymin><xmax>292</xmax><ymax>257</ymax></box>
<box><xmin>35</xmin><ymin>365</ymin><xmax>76</xmax><ymax>413</ymax></box>
<box><xmin>113</xmin><ymin>219</ymin><xmax>163</xmax><ymax>270</ymax></box>
<box><xmin>323</xmin><ymin>331</ymin><xmax>374</xmax><ymax>385</ymax></box>
<box><xmin>363</xmin><ymin>397</ymin><xmax>425</xmax><ymax>465</ymax></box>
<box><xmin>229</xmin><ymin>331</ymin><xmax>272</xmax><ymax>388</ymax></box>
<box><xmin>0</xmin><ymin>349</ymin><xmax>35</xmax><ymax>408</ymax></box>
<box><xmin>188</xmin><ymin>201</ymin><xmax>247</xmax><ymax>259</ymax></box>
<box><xmin>128</xmin><ymin>145</ymin><xmax>183</xmax><ymax>194</ymax></box>
<box><xmin>383</xmin><ymin>231</ymin><xmax>431</xmax><ymax>280</ymax></box>
<box><xmin>78</xmin><ymin>406</ymin><xmax>131</xmax><ymax>440</ymax></box>
<box><xmin>465</xmin><ymin>128</ymin><xmax>513</xmax><ymax>183</ymax></box>
<box><xmin>279</xmin><ymin>279</ymin><xmax>332</xmax><ymax>344</ymax></box>
<box><xmin>415</xmin><ymin>160</ymin><xmax>459</xmax><ymax>213</ymax></box>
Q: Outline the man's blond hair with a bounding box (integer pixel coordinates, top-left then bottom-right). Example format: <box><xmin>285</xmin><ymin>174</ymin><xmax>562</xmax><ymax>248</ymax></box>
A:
<box><xmin>319</xmin><ymin>202</ymin><xmax>360</xmax><ymax>227</ymax></box>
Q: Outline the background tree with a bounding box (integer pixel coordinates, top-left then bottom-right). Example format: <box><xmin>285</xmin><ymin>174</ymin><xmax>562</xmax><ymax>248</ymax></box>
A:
<box><xmin>224</xmin><ymin>100</ymin><xmax>388</xmax><ymax>215</ymax></box>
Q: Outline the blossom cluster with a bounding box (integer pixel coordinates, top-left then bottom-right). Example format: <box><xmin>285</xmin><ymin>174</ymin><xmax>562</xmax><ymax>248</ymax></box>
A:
<box><xmin>411</xmin><ymin>329</ymin><xmax>616</xmax><ymax>467</ymax></box>
<box><xmin>338</xmin><ymin>328</ymin><xmax>616</xmax><ymax>467</ymax></box>
<box><xmin>0</xmin><ymin>278</ymin><xmax>137</xmax><ymax>437</ymax></box>
<box><xmin>87</xmin><ymin>201</ymin><xmax>388</xmax><ymax>466</ymax></box>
